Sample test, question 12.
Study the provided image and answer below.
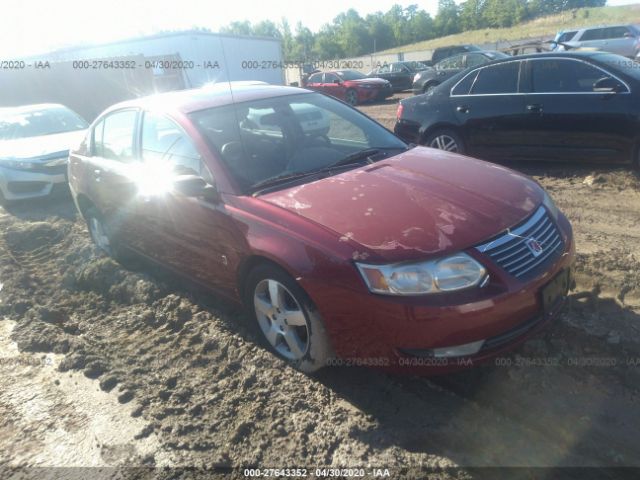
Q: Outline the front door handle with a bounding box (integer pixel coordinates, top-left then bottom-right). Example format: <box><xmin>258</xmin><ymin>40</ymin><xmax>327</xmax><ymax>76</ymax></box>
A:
<box><xmin>456</xmin><ymin>105</ymin><xmax>470</xmax><ymax>114</ymax></box>
<box><xmin>526</xmin><ymin>104</ymin><xmax>543</xmax><ymax>113</ymax></box>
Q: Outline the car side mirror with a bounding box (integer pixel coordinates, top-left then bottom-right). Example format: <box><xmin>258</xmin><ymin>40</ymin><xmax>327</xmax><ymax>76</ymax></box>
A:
<box><xmin>624</xmin><ymin>32</ymin><xmax>635</xmax><ymax>38</ymax></box>
<box><xmin>173</xmin><ymin>174</ymin><xmax>219</xmax><ymax>201</ymax></box>
<box><xmin>593</xmin><ymin>77</ymin><xmax>625</xmax><ymax>93</ymax></box>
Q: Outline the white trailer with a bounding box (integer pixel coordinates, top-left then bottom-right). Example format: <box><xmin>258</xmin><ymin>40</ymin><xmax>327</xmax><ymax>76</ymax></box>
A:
<box><xmin>26</xmin><ymin>31</ymin><xmax>285</xmax><ymax>87</ymax></box>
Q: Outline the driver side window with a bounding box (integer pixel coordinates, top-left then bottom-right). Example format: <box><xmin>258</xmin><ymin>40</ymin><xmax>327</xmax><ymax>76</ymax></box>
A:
<box><xmin>141</xmin><ymin>111</ymin><xmax>212</xmax><ymax>182</ymax></box>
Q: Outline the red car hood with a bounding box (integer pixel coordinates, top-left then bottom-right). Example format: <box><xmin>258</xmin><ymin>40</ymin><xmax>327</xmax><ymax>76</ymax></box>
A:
<box><xmin>260</xmin><ymin>147</ymin><xmax>542</xmax><ymax>262</ymax></box>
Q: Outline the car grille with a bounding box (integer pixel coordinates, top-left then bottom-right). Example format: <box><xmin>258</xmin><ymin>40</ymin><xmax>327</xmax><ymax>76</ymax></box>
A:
<box><xmin>475</xmin><ymin>206</ymin><xmax>564</xmax><ymax>279</ymax></box>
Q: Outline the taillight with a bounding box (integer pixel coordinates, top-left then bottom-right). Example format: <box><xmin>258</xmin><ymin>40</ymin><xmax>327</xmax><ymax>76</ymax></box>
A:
<box><xmin>396</xmin><ymin>103</ymin><xmax>404</xmax><ymax>120</ymax></box>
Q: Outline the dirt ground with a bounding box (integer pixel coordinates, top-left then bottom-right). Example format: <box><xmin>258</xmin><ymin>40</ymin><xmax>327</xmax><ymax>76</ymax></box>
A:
<box><xmin>1</xmin><ymin>95</ymin><xmax>639</xmax><ymax>478</ymax></box>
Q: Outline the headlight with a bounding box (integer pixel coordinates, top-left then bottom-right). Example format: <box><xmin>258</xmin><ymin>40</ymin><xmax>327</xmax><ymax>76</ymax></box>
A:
<box><xmin>542</xmin><ymin>190</ymin><xmax>560</xmax><ymax>222</ymax></box>
<box><xmin>356</xmin><ymin>253</ymin><xmax>487</xmax><ymax>296</ymax></box>
<box><xmin>413</xmin><ymin>73</ymin><xmax>422</xmax><ymax>83</ymax></box>
<box><xmin>0</xmin><ymin>158</ymin><xmax>37</xmax><ymax>170</ymax></box>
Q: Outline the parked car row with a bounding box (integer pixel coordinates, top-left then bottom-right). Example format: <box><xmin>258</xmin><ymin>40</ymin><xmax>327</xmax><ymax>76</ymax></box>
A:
<box><xmin>1</xmin><ymin>79</ymin><xmax>577</xmax><ymax>373</ymax></box>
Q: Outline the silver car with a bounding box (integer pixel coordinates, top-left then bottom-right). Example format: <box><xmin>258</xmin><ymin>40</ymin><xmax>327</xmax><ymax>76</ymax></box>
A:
<box><xmin>0</xmin><ymin>104</ymin><xmax>88</xmax><ymax>204</ymax></box>
<box><xmin>552</xmin><ymin>24</ymin><xmax>640</xmax><ymax>58</ymax></box>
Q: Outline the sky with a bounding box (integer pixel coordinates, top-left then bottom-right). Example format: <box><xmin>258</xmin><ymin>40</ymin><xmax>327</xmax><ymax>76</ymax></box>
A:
<box><xmin>2</xmin><ymin>0</ymin><xmax>639</xmax><ymax>58</ymax></box>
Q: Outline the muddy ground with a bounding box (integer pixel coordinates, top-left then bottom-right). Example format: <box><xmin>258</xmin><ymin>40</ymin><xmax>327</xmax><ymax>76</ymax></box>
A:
<box><xmin>0</xmin><ymin>95</ymin><xmax>639</xmax><ymax>479</ymax></box>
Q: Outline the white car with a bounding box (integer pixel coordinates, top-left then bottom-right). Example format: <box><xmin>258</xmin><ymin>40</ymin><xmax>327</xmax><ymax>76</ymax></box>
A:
<box><xmin>245</xmin><ymin>103</ymin><xmax>330</xmax><ymax>138</ymax></box>
<box><xmin>0</xmin><ymin>104</ymin><xmax>88</xmax><ymax>204</ymax></box>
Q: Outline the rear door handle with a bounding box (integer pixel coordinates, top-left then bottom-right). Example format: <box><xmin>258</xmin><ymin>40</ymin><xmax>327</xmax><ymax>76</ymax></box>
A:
<box><xmin>456</xmin><ymin>105</ymin><xmax>470</xmax><ymax>114</ymax></box>
<box><xmin>527</xmin><ymin>104</ymin><xmax>543</xmax><ymax>113</ymax></box>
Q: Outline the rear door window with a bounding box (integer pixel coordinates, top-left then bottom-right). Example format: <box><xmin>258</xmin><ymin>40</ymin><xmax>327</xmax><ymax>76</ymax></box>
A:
<box><xmin>97</xmin><ymin>110</ymin><xmax>137</xmax><ymax>162</ymax></box>
<box><xmin>471</xmin><ymin>62</ymin><xmax>520</xmax><ymax>95</ymax></box>
<box><xmin>465</xmin><ymin>53</ymin><xmax>488</xmax><ymax>68</ymax></box>
<box><xmin>324</xmin><ymin>73</ymin><xmax>340</xmax><ymax>83</ymax></box>
<box><xmin>531</xmin><ymin>59</ymin><xmax>622</xmax><ymax>93</ymax></box>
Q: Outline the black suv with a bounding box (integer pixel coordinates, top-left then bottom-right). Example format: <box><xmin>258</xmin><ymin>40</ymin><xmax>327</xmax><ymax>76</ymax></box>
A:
<box><xmin>425</xmin><ymin>45</ymin><xmax>482</xmax><ymax>66</ymax></box>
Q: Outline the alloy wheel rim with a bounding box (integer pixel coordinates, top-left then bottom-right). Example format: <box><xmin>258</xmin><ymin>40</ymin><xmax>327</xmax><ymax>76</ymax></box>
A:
<box><xmin>346</xmin><ymin>91</ymin><xmax>358</xmax><ymax>105</ymax></box>
<box><xmin>429</xmin><ymin>134</ymin><xmax>459</xmax><ymax>152</ymax></box>
<box><xmin>89</xmin><ymin>217</ymin><xmax>111</xmax><ymax>252</ymax></box>
<box><xmin>254</xmin><ymin>279</ymin><xmax>309</xmax><ymax>361</ymax></box>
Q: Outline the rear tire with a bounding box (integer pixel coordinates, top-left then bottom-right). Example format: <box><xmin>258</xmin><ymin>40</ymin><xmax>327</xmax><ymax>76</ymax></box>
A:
<box><xmin>245</xmin><ymin>263</ymin><xmax>333</xmax><ymax>373</ymax></box>
<box><xmin>424</xmin><ymin>129</ymin><xmax>465</xmax><ymax>154</ymax></box>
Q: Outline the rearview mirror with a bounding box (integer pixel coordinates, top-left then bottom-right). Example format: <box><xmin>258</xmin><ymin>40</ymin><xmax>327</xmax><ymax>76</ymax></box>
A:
<box><xmin>593</xmin><ymin>77</ymin><xmax>625</xmax><ymax>93</ymax></box>
<box><xmin>334</xmin><ymin>78</ymin><xmax>341</xmax><ymax>84</ymax></box>
<box><xmin>173</xmin><ymin>175</ymin><xmax>219</xmax><ymax>201</ymax></box>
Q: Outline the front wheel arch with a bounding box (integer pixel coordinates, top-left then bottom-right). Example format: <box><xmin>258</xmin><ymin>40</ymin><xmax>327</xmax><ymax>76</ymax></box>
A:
<box><xmin>243</xmin><ymin>261</ymin><xmax>334</xmax><ymax>373</ymax></box>
<box><xmin>422</xmin><ymin>81</ymin><xmax>439</xmax><ymax>93</ymax></box>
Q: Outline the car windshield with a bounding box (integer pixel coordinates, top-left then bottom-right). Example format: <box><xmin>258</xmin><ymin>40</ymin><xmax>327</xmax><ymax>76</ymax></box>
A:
<box><xmin>404</xmin><ymin>61</ymin><xmax>428</xmax><ymax>71</ymax></box>
<box><xmin>336</xmin><ymin>70</ymin><xmax>367</xmax><ymax>80</ymax></box>
<box><xmin>0</xmin><ymin>106</ymin><xmax>88</xmax><ymax>141</ymax></box>
<box><xmin>592</xmin><ymin>53</ymin><xmax>640</xmax><ymax>81</ymax></box>
<box><xmin>189</xmin><ymin>92</ymin><xmax>407</xmax><ymax>193</ymax></box>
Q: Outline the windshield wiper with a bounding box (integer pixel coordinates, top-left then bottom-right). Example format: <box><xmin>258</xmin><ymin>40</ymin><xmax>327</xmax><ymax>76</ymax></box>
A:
<box><xmin>327</xmin><ymin>148</ymin><xmax>381</xmax><ymax>169</ymax></box>
<box><xmin>250</xmin><ymin>146</ymin><xmax>408</xmax><ymax>195</ymax></box>
<box><xmin>250</xmin><ymin>170</ymin><xmax>324</xmax><ymax>194</ymax></box>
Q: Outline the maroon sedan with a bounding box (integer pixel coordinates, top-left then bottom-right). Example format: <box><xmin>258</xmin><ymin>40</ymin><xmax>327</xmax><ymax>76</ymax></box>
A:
<box><xmin>68</xmin><ymin>83</ymin><xmax>574</xmax><ymax>373</ymax></box>
<box><xmin>304</xmin><ymin>70</ymin><xmax>393</xmax><ymax>105</ymax></box>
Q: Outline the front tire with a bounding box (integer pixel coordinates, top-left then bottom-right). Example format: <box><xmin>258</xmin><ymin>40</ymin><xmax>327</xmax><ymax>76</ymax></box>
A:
<box><xmin>85</xmin><ymin>207</ymin><xmax>126</xmax><ymax>261</ymax></box>
<box><xmin>424</xmin><ymin>129</ymin><xmax>465</xmax><ymax>154</ymax></box>
<box><xmin>345</xmin><ymin>89</ymin><xmax>359</xmax><ymax>106</ymax></box>
<box><xmin>245</xmin><ymin>264</ymin><xmax>333</xmax><ymax>373</ymax></box>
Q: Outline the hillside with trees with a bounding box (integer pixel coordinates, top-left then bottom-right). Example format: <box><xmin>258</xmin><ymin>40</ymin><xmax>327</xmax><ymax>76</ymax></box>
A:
<box><xmin>220</xmin><ymin>0</ymin><xmax>614</xmax><ymax>60</ymax></box>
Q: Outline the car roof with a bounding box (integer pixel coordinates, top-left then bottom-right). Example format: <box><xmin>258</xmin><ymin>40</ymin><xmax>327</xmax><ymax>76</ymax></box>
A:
<box><xmin>103</xmin><ymin>83</ymin><xmax>312</xmax><ymax>116</ymax></box>
<box><xmin>472</xmin><ymin>50</ymin><xmax>621</xmax><ymax>66</ymax></box>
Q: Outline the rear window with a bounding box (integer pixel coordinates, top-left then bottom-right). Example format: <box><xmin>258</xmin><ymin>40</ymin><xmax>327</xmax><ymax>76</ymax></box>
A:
<box><xmin>531</xmin><ymin>59</ymin><xmax>618</xmax><ymax>93</ymax></box>
<box><xmin>605</xmin><ymin>26</ymin><xmax>631</xmax><ymax>39</ymax></box>
<box><xmin>471</xmin><ymin>62</ymin><xmax>520</xmax><ymax>95</ymax></box>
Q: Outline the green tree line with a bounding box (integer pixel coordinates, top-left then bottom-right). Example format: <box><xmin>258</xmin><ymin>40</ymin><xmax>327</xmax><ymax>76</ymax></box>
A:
<box><xmin>220</xmin><ymin>0</ymin><xmax>606</xmax><ymax>60</ymax></box>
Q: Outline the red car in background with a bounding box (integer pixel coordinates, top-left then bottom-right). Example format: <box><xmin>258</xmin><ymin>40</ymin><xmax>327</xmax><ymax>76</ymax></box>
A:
<box><xmin>68</xmin><ymin>83</ymin><xmax>574</xmax><ymax>374</ymax></box>
<box><xmin>304</xmin><ymin>70</ymin><xmax>393</xmax><ymax>105</ymax></box>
